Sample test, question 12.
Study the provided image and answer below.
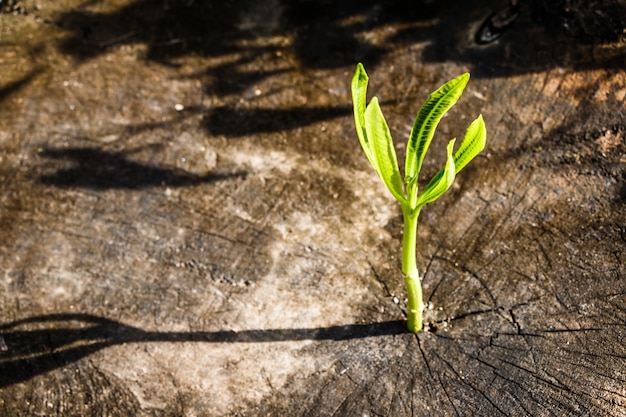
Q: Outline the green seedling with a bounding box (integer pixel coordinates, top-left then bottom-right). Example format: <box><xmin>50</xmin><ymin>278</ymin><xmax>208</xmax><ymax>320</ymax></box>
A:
<box><xmin>351</xmin><ymin>63</ymin><xmax>486</xmax><ymax>333</ymax></box>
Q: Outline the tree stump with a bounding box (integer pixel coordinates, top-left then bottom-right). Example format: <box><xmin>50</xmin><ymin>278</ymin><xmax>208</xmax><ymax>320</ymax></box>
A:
<box><xmin>1</xmin><ymin>0</ymin><xmax>624</xmax><ymax>415</ymax></box>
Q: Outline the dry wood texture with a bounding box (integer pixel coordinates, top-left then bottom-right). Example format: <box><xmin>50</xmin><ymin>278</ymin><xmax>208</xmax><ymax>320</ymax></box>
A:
<box><xmin>1</xmin><ymin>0</ymin><xmax>624</xmax><ymax>415</ymax></box>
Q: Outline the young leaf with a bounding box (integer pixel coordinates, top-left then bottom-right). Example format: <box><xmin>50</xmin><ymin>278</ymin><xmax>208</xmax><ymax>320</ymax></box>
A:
<box><xmin>405</xmin><ymin>73</ymin><xmax>470</xmax><ymax>189</ymax></box>
<box><xmin>415</xmin><ymin>139</ymin><xmax>457</xmax><ymax>208</ymax></box>
<box><xmin>351</xmin><ymin>63</ymin><xmax>378</xmax><ymax>172</ymax></box>
<box><xmin>454</xmin><ymin>114</ymin><xmax>486</xmax><ymax>174</ymax></box>
<box><xmin>364</xmin><ymin>97</ymin><xmax>406</xmax><ymax>203</ymax></box>
<box><xmin>350</xmin><ymin>63</ymin><xmax>487</xmax><ymax>334</ymax></box>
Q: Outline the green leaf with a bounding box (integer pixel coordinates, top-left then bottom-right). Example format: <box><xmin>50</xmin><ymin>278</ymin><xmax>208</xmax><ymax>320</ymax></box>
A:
<box><xmin>364</xmin><ymin>97</ymin><xmax>406</xmax><ymax>203</ymax></box>
<box><xmin>415</xmin><ymin>139</ymin><xmax>457</xmax><ymax>209</ymax></box>
<box><xmin>405</xmin><ymin>73</ymin><xmax>470</xmax><ymax>191</ymax></box>
<box><xmin>351</xmin><ymin>63</ymin><xmax>378</xmax><ymax>172</ymax></box>
<box><xmin>454</xmin><ymin>114</ymin><xmax>486</xmax><ymax>174</ymax></box>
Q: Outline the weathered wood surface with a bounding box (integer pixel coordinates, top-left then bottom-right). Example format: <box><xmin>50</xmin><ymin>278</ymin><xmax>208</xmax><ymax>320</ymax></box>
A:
<box><xmin>1</xmin><ymin>1</ymin><xmax>624</xmax><ymax>415</ymax></box>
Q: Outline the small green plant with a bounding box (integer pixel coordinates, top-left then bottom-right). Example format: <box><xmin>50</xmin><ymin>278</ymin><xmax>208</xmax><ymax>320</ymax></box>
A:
<box><xmin>351</xmin><ymin>63</ymin><xmax>486</xmax><ymax>333</ymax></box>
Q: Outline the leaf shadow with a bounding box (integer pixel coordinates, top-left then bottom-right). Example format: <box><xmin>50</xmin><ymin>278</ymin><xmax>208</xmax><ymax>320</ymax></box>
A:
<box><xmin>53</xmin><ymin>0</ymin><xmax>626</xmax><ymax>79</ymax></box>
<box><xmin>0</xmin><ymin>313</ymin><xmax>407</xmax><ymax>388</ymax></box>
<box><xmin>26</xmin><ymin>0</ymin><xmax>622</xmax><ymax>146</ymax></box>
<box><xmin>202</xmin><ymin>105</ymin><xmax>352</xmax><ymax>137</ymax></box>
<box><xmin>37</xmin><ymin>147</ymin><xmax>246</xmax><ymax>190</ymax></box>
<box><xmin>0</xmin><ymin>68</ymin><xmax>43</xmax><ymax>103</ymax></box>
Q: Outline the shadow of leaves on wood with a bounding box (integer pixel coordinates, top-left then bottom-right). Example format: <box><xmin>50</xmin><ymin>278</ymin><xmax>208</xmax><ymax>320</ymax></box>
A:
<box><xmin>0</xmin><ymin>313</ymin><xmax>406</xmax><ymax>388</ymax></box>
<box><xmin>0</xmin><ymin>69</ymin><xmax>43</xmax><ymax>103</ymax></box>
<box><xmin>25</xmin><ymin>0</ymin><xmax>623</xmax><ymax>149</ymax></box>
<box><xmin>203</xmin><ymin>105</ymin><xmax>352</xmax><ymax>137</ymax></box>
<box><xmin>400</xmin><ymin>0</ymin><xmax>626</xmax><ymax>78</ymax></box>
<box><xmin>52</xmin><ymin>0</ymin><xmax>626</xmax><ymax>80</ymax></box>
<box><xmin>37</xmin><ymin>147</ymin><xmax>246</xmax><ymax>190</ymax></box>
<box><xmin>55</xmin><ymin>0</ymin><xmax>392</xmax><ymax>68</ymax></box>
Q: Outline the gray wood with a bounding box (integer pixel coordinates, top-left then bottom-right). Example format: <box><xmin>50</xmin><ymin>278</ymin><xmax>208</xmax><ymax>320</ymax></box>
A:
<box><xmin>1</xmin><ymin>1</ymin><xmax>624</xmax><ymax>415</ymax></box>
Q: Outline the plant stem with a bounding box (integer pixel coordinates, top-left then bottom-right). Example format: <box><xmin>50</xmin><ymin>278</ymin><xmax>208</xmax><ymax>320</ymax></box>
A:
<box><xmin>401</xmin><ymin>206</ymin><xmax>424</xmax><ymax>333</ymax></box>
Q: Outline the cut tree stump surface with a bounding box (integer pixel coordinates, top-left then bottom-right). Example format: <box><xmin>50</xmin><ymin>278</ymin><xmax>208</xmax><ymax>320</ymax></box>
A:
<box><xmin>1</xmin><ymin>1</ymin><xmax>624</xmax><ymax>416</ymax></box>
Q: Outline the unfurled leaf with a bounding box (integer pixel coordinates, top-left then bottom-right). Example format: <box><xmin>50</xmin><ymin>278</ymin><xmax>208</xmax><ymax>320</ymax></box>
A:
<box><xmin>454</xmin><ymin>114</ymin><xmax>486</xmax><ymax>174</ymax></box>
<box><xmin>415</xmin><ymin>139</ymin><xmax>457</xmax><ymax>208</ymax></box>
<box><xmin>405</xmin><ymin>73</ymin><xmax>470</xmax><ymax>191</ymax></box>
<box><xmin>364</xmin><ymin>97</ymin><xmax>405</xmax><ymax>203</ymax></box>
<box><xmin>351</xmin><ymin>63</ymin><xmax>378</xmax><ymax>173</ymax></box>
